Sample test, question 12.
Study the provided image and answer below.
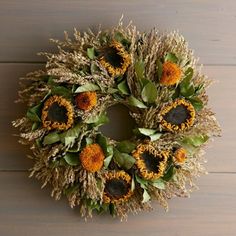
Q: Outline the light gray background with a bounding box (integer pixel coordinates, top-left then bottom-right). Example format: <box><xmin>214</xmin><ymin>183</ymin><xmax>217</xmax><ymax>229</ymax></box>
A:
<box><xmin>0</xmin><ymin>1</ymin><xmax>235</xmax><ymax>235</ymax></box>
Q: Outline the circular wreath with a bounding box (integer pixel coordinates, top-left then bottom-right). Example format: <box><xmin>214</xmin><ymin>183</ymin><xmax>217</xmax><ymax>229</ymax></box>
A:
<box><xmin>13</xmin><ymin>20</ymin><xmax>221</xmax><ymax>220</ymax></box>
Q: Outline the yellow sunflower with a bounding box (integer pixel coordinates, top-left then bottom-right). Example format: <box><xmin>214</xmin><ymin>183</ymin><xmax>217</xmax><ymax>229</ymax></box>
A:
<box><xmin>75</xmin><ymin>91</ymin><xmax>97</xmax><ymax>111</ymax></box>
<box><xmin>132</xmin><ymin>144</ymin><xmax>169</xmax><ymax>180</ymax></box>
<box><xmin>99</xmin><ymin>41</ymin><xmax>131</xmax><ymax>77</ymax></box>
<box><xmin>160</xmin><ymin>61</ymin><xmax>182</xmax><ymax>86</ymax></box>
<box><xmin>41</xmin><ymin>95</ymin><xmax>74</xmax><ymax>131</ymax></box>
<box><xmin>159</xmin><ymin>98</ymin><xmax>195</xmax><ymax>132</ymax></box>
<box><xmin>103</xmin><ymin>171</ymin><xmax>133</xmax><ymax>204</ymax></box>
<box><xmin>79</xmin><ymin>143</ymin><xmax>105</xmax><ymax>173</ymax></box>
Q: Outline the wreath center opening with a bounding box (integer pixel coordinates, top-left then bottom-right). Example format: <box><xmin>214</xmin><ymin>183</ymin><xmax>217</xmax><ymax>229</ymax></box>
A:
<box><xmin>99</xmin><ymin>104</ymin><xmax>135</xmax><ymax>141</ymax></box>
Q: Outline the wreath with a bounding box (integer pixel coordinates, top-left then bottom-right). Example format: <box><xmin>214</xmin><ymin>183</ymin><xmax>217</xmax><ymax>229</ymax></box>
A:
<box><xmin>13</xmin><ymin>20</ymin><xmax>221</xmax><ymax>220</ymax></box>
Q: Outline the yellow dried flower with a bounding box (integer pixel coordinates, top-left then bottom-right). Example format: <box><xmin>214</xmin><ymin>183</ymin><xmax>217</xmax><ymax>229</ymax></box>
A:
<box><xmin>132</xmin><ymin>144</ymin><xmax>169</xmax><ymax>180</ymax></box>
<box><xmin>103</xmin><ymin>171</ymin><xmax>133</xmax><ymax>204</ymax></box>
<box><xmin>159</xmin><ymin>98</ymin><xmax>195</xmax><ymax>132</ymax></box>
<box><xmin>99</xmin><ymin>41</ymin><xmax>131</xmax><ymax>77</ymax></box>
<box><xmin>41</xmin><ymin>95</ymin><xmax>74</xmax><ymax>131</ymax></box>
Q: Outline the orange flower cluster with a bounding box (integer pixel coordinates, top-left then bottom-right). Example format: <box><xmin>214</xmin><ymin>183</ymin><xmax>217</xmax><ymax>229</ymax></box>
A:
<box><xmin>160</xmin><ymin>61</ymin><xmax>182</xmax><ymax>86</ymax></box>
<box><xmin>75</xmin><ymin>91</ymin><xmax>97</xmax><ymax>111</ymax></box>
<box><xmin>79</xmin><ymin>143</ymin><xmax>105</xmax><ymax>172</ymax></box>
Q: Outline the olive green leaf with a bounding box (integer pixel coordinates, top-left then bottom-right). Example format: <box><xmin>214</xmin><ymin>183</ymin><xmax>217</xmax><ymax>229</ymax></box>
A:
<box><xmin>113</xmin><ymin>149</ymin><xmax>136</xmax><ymax>170</ymax></box>
<box><xmin>128</xmin><ymin>96</ymin><xmax>147</xmax><ymax>108</ymax></box>
<box><xmin>188</xmin><ymin>97</ymin><xmax>204</xmax><ymax>111</ymax></box>
<box><xmin>162</xmin><ymin>164</ymin><xmax>175</xmax><ymax>181</ymax></box>
<box><xmin>137</xmin><ymin>128</ymin><xmax>156</xmax><ymax>136</ymax></box>
<box><xmin>157</xmin><ymin>59</ymin><xmax>163</xmax><ymax>80</ymax></box>
<box><xmin>26</xmin><ymin>103</ymin><xmax>42</xmax><ymax>122</ymax></box>
<box><xmin>87</xmin><ymin>47</ymin><xmax>95</xmax><ymax>59</ymax></box>
<box><xmin>43</xmin><ymin>131</ymin><xmax>61</xmax><ymax>145</ymax></box>
<box><xmin>149</xmin><ymin>133</ymin><xmax>162</xmax><ymax>141</ymax></box>
<box><xmin>135</xmin><ymin>174</ymin><xmax>148</xmax><ymax>189</ymax></box>
<box><xmin>86</xmin><ymin>112</ymin><xmax>109</xmax><ymax>127</ymax></box>
<box><xmin>164</xmin><ymin>52</ymin><xmax>178</xmax><ymax>63</ymax></box>
<box><xmin>63</xmin><ymin>153</ymin><xmax>80</xmax><ymax>166</ymax></box>
<box><xmin>51</xmin><ymin>86</ymin><xmax>72</xmax><ymax>98</ymax></box>
<box><xmin>151</xmin><ymin>179</ymin><xmax>165</xmax><ymax>189</ymax></box>
<box><xmin>75</xmin><ymin>83</ymin><xmax>100</xmax><ymax>93</ymax></box>
<box><xmin>142</xmin><ymin>189</ymin><xmax>151</xmax><ymax>203</ymax></box>
<box><xmin>117</xmin><ymin>80</ymin><xmax>130</xmax><ymax>95</ymax></box>
<box><xmin>141</xmin><ymin>81</ymin><xmax>158</xmax><ymax>103</ymax></box>
<box><xmin>134</xmin><ymin>60</ymin><xmax>145</xmax><ymax>80</ymax></box>
<box><xmin>131</xmin><ymin>176</ymin><xmax>135</xmax><ymax>191</ymax></box>
<box><xmin>60</xmin><ymin>124</ymin><xmax>81</xmax><ymax>147</ymax></box>
<box><xmin>182</xmin><ymin>134</ymin><xmax>209</xmax><ymax>147</ymax></box>
<box><xmin>116</xmin><ymin>140</ymin><xmax>136</xmax><ymax>154</ymax></box>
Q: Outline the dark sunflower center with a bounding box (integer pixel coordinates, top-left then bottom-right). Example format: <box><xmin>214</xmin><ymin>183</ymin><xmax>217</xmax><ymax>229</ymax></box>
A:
<box><xmin>104</xmin><ymin>46</ymin><xmax>124</xmax><ymax>68</ymax></box>
<box><xmin>141</xmin><ymin>151</ymin><xmax>161</xmax><ymax>172</ymax></box>
<box><xmin>47</xmin><ymin>102</ymin><xmax>68</xmax><ymax>123</ymax></box>
<box><xmin>163</xmin><ymin>104</ymin><xmax>190</xmax><ymax>125</ymax></box>
<box><xmin>105</xmin><ymin>178</ymin><xmax>129</xmax><ymax>199</ymax></box>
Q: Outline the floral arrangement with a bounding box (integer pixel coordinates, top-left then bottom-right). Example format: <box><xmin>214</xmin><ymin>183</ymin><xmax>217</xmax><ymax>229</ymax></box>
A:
<box><xmin>13</xmin><ymin>19</ymin><xmax>221</xmax><ymax>220</ymax></box>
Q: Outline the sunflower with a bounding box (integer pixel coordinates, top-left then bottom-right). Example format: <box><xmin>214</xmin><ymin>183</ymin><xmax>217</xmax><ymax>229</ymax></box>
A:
<box><xmin>99</xmin><ymin>41</ymin><xmax>131</xmax><ymax>77</ymax></box>
<box><xmin>159</xmin><ymin>99</ymin><xmax>195</xmax><ymax>132</ymax></box>
<box><xmin>75</xmin><ymin>91</ymin><xmax>97</xmax><ymax>111</ymax></box>
<box><xmin>79</xmin><ymin>143</ymin><xmax>105</xmax><ymax>172</ymax></box>
<box><xmin>160</xmin><ymin>61</ymin><xmax>182</xmax><ymax>86</ymax></box>
<box><xmin>174</xmin><ymin>147</ymin><xmax>187</xmax><ymax>164</ymax></box>
<box><xmin>103</xmin><ymin>171</ymin><xmax>133</xmax><ymax>204</ymax></box>
<box><xmin>132</xmin><ymin>144</ymin><xmax>169</xmax><ymax>180</ymax></box>
<box><xmin>41</xmin><ymin>95</ymin><xmax>74</xmax><ymax>131</ymax></box>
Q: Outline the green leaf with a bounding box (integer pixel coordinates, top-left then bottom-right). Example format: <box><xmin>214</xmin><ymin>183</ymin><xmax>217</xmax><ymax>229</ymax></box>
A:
<box><xmin>180</xmin><ymin>84</ymin><xmax>195</xmax><ymax>97</ymax></box>
<box><xmin>164</xmin><ymin>52</ymin><xmax>178</xmax><ymax>63</ymax></box>
<box><xmin>60</xmin><ymin>124</ymin><xmax>81</xmax><ymax>146</ymax></box>
<box><xmin>86</xmin><ymin>112</ymin><xmax>109</xmax><ymax>127</ymax></box>
<box><xmin>117</xmin><ymin>80</ymin><xmax>130</xmax><ymax>95</ymax></box>
<box><xmin>26</xmin><ymin>104</ymin><xmax>42</xmax><ymax>122</ymax></box>
<box><xmin>85</xmin><ymin>137</ymin><xmax>93</xmax><ymax>145</ymax></box>
<box><xmin>31</xmin><ymin>122</ymin><xmax>40</xmax><ymax>131</ymax></box>
<box><xmin>113</xmin><ymin>149</ymin><xmax>136</xmax><ymax>170</ymax></box>
<box><xmin>128</xmin><ymin>96</ymin><xmax>147</xmax><ymax>109</ymax></box>
<box><xmin>141</xmin><ymin>81</ymin><xmax>158</xmax><ymax>103</ymax></box>
<box><xmin>142</xmin><ymin>189</ymin><xmax>151</xmax><ymax>203</ymax></box>
<box><xmin>135</xmin><ymin>174</ymin><xmax>148</xmax><ymax>189</ymax></box>
<box><xmin>151</xmin><ymin>179</ymin><xmax>165</xmax><ymax>189</ymax></box>
<box><xmin>87</xmin><ymin>47</ymin><xmax>95</xmax><ymax>59</ymax></box>
<box><xmin>116</xmin><ymin>140</ymin><xmax>136</xmax><ymax>154</ymax></box>
<box><xmin>75</xmin><ymin>83</ymin><xmax>100</xmax><ymax>93</ymax></box>
<box><xmin>182</xmin><ymin>134</ymin><xmax>209</xmax><ymax>147</ymax></box>
<box><xmin>134</xmin><ymin>60</ymin><xmax>145</xmax><ymax>80</ymax></box>
<box><xmin>63</xmin><ymin>153</ymin><xmax>80</xmax><ymax>166</ymax></box>
<box><xmin>109</xmin><ymin>203</ymin><xmax>116</xmax><ymax>217</ymax></box>
<box><xmin>90</xmin><ymin>62</ymin><xmax>99</xmax><ymax>74</ymax></box>
<box><xmin>137</xmin><ymin>128</ymin><xmax>156</xmax><ymax>136</ymax></box>
<box><xmin>43</xmin><ymin>131</ymin><xmax>60</xmax><ymax>145</ymax></box>
<box><xmin>179</xmin><ymin>67</ymin><xmax>195</xmax><ymax>97</ymax></box>
<box><xmin>51</xmin><ymin>86</ymin><xmax>71</xmax><ymax>98</ymax></box>
<box><xmin>103</xmin><ymin>145</ymin><xmax>114</xmax><ymax>169</ymax></box>
<box><xmin>149</xmin><ymin>133</ymin><xmax>162</xmax><ymax>141</ymax></box>
<box><xmin>194</xmin><ymin>83</ymin><xmax>205</xmax><ymax>95</ymax></box>
<box><xmin>96</xmin><ymin>134</ymin><xmax>108</xmax><ymax>154</ymax></box>
<box><xmin>157</xmin><ymin>59</ymin><xmax>163</xmax><ymax>80</ymax></box>
<box><xmin>162</xmin><ymin>165</ymin><xmax>175</xmax><ymax>181</ymax></box>
<box><xmin>188</xmin><ymin>97</ymin><xmax>204</xmax><ymax>111</ymax></box>
<box><xmin>131</xmin><ymin>176</ymin><xmax>135</xmax><ymax>191</ymax></box>
<box><xmin>104</xmin><ymin>154</ymin><xmax>113</xmax><ymax>169</ymax></box>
